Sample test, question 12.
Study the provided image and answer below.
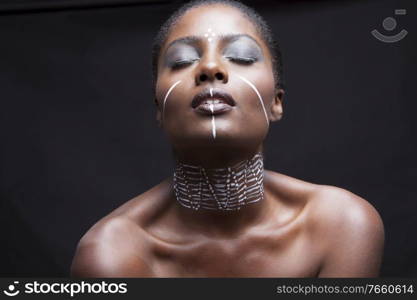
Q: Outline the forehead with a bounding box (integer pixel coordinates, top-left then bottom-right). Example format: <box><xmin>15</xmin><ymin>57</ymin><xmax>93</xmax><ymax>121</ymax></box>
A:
<box><xmin>164</xmin><ymin>4</ymin><xmax>262</xmax><ymax>48</ymax></box>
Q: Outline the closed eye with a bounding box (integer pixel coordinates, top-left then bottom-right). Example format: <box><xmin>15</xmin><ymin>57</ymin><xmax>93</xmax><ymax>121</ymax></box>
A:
<box><xmin>171</xmin><ymin>59</ymin><xmax>199</xmax><ymax>70</ymax></box>
<box><xmin>226</xmin><ymin>56</ymin><xmax>257</xmax><ymax>65</ymax></box>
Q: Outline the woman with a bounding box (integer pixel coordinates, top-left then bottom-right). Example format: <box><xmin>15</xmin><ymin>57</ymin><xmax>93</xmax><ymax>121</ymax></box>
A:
<box><xmin>71</xmin><ymin>0</ymin><xmax>384</xmax><ymax>277</ymax></box>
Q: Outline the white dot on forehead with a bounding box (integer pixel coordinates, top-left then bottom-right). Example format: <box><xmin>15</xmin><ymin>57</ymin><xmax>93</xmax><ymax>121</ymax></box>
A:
<box><xmin>205</xmin><ymin>27</ymin><xmax>215</xmax><ymax>42</ymax></box>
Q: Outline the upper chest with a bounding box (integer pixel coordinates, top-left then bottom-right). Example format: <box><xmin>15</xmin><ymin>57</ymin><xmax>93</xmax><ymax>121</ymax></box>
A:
<box><xmin>147</xmin><ymin>225</ymin><xmax>323</xmax><ymax>277</ymax></box>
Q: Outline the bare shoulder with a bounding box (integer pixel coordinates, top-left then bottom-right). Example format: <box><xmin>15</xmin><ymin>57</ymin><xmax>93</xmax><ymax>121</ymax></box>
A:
<box><xmin>307</xmin><ymin>185</ymin><xmax>385</xmax><ymax>277</ymax></box>
<box><xmin>266</xmin><ymin>170</ymin><xmax>384</xmax><ymax>237</ymax></box>
<box><xmin>265</xmin><ymin>170</ymin><xmax>384</xmax><ymax>276</ymax></box>
<box><xmin>70</xmin><ymin>216</ymin><xmax>154</xmax><ymax>277</ymax></box>
<box><xmin>71</xmin><ymin>179</ymin><xmax>173</xmax><ymax>278</ymax></box>
<box><xmin>307</xmin><ymin>185</ymin><xmax>384</xmax><ymax>241</ymax></box>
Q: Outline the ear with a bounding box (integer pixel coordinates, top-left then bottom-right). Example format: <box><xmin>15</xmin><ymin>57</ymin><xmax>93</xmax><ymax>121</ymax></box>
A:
<box><xmin>154</xmin><ymin>97</ymin><xmax>162</xmax><ymax>128</ymax></box>
<box><xmin>269</xmin><ymin>89</ymin><xmax>285</xmax><ymax>122</ymax></box>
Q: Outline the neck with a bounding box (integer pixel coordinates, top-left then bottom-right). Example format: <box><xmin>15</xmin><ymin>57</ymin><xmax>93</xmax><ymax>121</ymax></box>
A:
<box><xmin>172</xmin><ymin>145</ymin><xmax>262</xmax><ymax>169</ymax></box>
<box><xmin>173</xmin><ymin>152</ymin><xmax>265</xmax><ymax>212</ymax></box>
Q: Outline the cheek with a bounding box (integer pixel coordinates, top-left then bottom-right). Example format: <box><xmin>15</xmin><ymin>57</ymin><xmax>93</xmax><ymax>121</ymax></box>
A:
<box><xmin>155</xmin><ymin>77</ymin><xmax>171</xmax><ymax>108</ymax></box>
<box><xmin>248</xmin><ymin>67</ymin><xmax>275</xmax><ymax>107</ymax></box>
<box><xmin>155</xmin><ymin>78</ymin><xmax>196</xmax><ymax>139</ymax></box>
<box><xmin>155</xmin><ymin>76</ymin><xmax>187</xmax><ymax>118</ymax></box>
<box><xmin>259</xmin><ymin>71</ymin><xmax>275</xmax><ymax>98</ymax></box>
<box><xmin>155</xmin><ymin>67</ymin><xmax>188</xmax><ymax>107</ymax></box>
<box><xmin>231</xmin><ymin>67</ymin><xmax>275</xmax><ymax>119</ymax></box>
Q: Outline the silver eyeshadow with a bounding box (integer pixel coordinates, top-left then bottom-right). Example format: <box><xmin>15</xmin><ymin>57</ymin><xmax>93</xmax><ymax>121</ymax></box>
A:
<box><xmin>164</xmin><ymin>34</ymin><xmax>264</xmax><ymax>69</ymax></box>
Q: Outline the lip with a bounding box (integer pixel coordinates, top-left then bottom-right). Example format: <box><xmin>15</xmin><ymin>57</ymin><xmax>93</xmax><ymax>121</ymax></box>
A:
<box><xmin>191</xmin><ymin>89</ymin><xmax>236</xmax><ymax>115</ymax></box>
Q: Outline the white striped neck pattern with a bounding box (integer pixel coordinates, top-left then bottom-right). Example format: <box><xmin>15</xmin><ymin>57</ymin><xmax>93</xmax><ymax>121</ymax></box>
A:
<box><xmin>173</xmin><ymin>153</ymin><xmax>264</xmax><ymax>211</ymax></box>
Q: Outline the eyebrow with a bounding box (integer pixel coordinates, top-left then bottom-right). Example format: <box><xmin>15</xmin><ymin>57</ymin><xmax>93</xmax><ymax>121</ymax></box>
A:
<box><xmin>165</xmin><ymin>33</ymin><xmax>261</xmax><ymax>50</ymax></box>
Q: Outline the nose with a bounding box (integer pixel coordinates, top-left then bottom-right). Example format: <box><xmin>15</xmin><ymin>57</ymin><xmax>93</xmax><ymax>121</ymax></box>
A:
<box><xmin>195</xmin><ymin>57</ymin><xmax>229</xmax><ymax>86</ymax></box>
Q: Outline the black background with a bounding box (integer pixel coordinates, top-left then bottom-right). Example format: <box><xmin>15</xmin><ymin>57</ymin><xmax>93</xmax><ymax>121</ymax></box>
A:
<box><xmin>0</xmin><ymin>0</ymin><xmax>416</xmax><ymax>277</ymax></box>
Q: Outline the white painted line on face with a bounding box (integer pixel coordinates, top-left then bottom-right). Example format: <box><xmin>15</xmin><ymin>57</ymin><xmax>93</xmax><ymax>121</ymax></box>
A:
<box><xmin>237</xmin><ymin>75</ymin><xmax>269</xmax><ymax>125</ymax></box>
<box><xmin>162</xmin><ymin>80</ymin><xmax>182</xmax><ymax>122</ymax></box>
<box><xmin>210</xmin><ymin>87</ymin><xmax>213</xmax><ymax>97</ymax></box>
<box><xmin>210</xmin><ymin>103</ymin><xmax>216</xmax><ymax>139</ymax></box>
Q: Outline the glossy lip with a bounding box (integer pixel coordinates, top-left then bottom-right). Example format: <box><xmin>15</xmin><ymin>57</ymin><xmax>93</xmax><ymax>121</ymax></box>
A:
<box><xmin>191</xmin><ymin>89</ymin><xmax>236</xmax><ymax>112</ymax></box>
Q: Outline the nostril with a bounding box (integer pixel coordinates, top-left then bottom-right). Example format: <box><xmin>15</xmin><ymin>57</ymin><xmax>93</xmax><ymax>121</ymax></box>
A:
<box><xmin>200</xmin><ymin>74</ymin><xmax>208</xmax><ymax>82</ymax></box>
<box><xmin>215</xmin><ymin>73</ymin><xmax>224</xmax><ymax>81</ymax></box>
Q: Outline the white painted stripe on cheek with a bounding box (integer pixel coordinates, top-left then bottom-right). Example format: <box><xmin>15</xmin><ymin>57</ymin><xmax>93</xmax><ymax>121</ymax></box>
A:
<box><xmin>162</xmin><ymin>80</ymin><xmax>182</xmax><ymax>122</ymax></box>
<box><xmin>237</xmin><ymin>75</ymin><xmax>269</xmax><ymax>125</ymax></box>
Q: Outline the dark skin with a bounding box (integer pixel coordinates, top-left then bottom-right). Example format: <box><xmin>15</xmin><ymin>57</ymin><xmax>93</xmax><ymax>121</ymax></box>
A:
<box><xmin>70</xmin><ymin>4</ymin><xmax>384</xmax><ymax>277</ymax></box>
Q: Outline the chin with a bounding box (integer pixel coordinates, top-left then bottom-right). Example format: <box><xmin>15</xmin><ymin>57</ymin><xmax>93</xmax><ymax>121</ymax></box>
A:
<box><xmin>166</xmin><ymin>118</ymin><xmax>267</xmax><ymax>149</ymax></box>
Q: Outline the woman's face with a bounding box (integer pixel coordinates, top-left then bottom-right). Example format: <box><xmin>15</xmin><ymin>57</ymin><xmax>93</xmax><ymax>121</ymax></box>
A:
<box><xmin>155</xmin><ymin>4</ymin><xmax>283</xmax><ymax>155</ymax></box>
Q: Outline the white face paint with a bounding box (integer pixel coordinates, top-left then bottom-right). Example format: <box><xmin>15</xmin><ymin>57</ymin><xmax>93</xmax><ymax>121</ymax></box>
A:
<box><xmin>210</xmin><ymin>105</ymin><xmax>216</xmax><ymax>139</ymax></box>
<box><xmin>236</xmin><ymin>75</ymin><xmax>270</xmax><ymax>126</ymax></box>
<box><xmin>203</xmin><ymin>27</ymin><xmax>216</xmax><ymax>43</ymax></box>
<box><xmin>162</xmin><ymin>81</ymin><xmax>216</xmax><ymax>139</ymax></box>
<box><xmin>162</xmin><ymin>80</ymin><xmax>182</xmax><ymax>123</ymax></box>
<box><xmin>162</xmin><ymin>76</ymin><xmax>267</xmax><ymax>140</ymax></box>
<box><xmin>209</xmin><ymin>87</ymin><xmax>216</xmax><ymax>139</ymax></box>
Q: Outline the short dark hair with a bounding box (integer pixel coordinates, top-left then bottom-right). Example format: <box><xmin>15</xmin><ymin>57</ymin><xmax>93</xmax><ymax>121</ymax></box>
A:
<box><xmin>151</xmin><ymin>0</ymin><xmax>284</xmax><ymax>94</ymax></box>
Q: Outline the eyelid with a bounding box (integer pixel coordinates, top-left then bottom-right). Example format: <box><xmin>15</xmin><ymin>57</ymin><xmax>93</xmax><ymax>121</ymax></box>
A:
<box><xmin>225</xmin><ymin>56</ymin><xmax>257</xmax><ymax>61</ymax></box>
<box><xmin>225</xmin><ymin>56</ymin><xmax>257</xmax><ymax>64</ymax></box>
<box><xmin>170</xmin><ymin>58</ymin><xmax>199</xmax><ymax>69</ymax></box>
<box><xmin>222</xmin><ymin>37</ymin><xmax>261</xmax><ymax>56</ymax></box>
<box><xmin>165</xmin><ymin>44</ymin><xmax>200</xmax><ymax>67</ymax></box>
<box><xmin>173</xmin><ymin>58</ymin><xmax>198</xmax><ymax>64</ymax></box>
